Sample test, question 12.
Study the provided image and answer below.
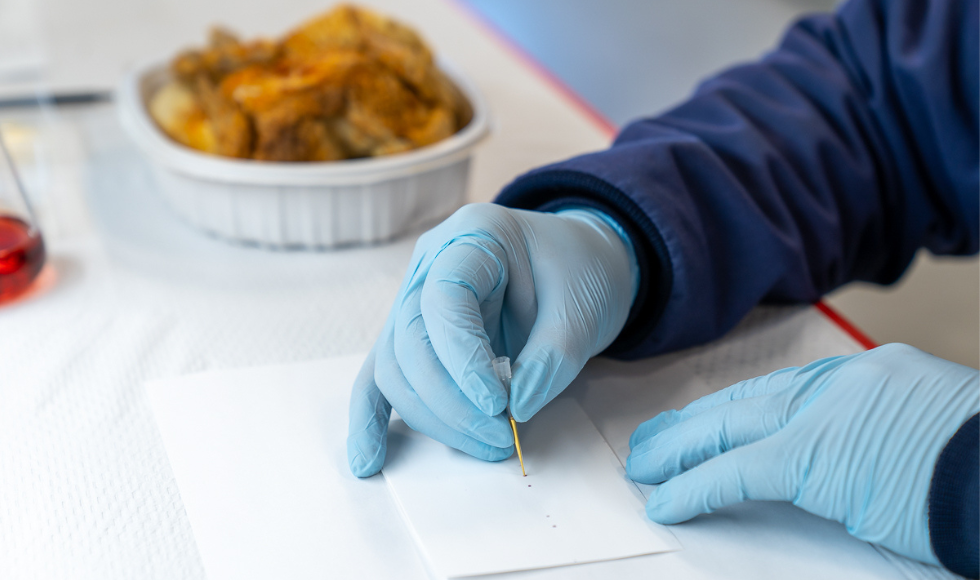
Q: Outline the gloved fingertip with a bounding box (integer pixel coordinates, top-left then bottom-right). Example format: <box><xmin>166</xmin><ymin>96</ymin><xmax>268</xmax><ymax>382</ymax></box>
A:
<box><xmin>465</xmin><ymin>375</ymin><xmax>507</xmax><ymax>417</ymax></box>
<box><xmin>477</xmin><ymin>416</ymin><xmax>519</xmax><ymax>448</ymax></box>
<box><xmin>346</xmin><ymin>433</ymin><xmax>386</xmax><ymax>478</ymax></box>
<box><xmin>485</xmin><ymin>396</ymin><xmax>507</xmax><ymax>418</ymax></box>
<box><xmin>628</xmin><ymin>432</ymin><xmax>642</xmax><ymax>451</ymax></box>
<box><xmin>625</xmin><ymin>447</ymin><xmax>668</xmax><ymax>485</ymax></box>
<box><xmin>509</xmin><ymin>402</ymin><xmax>540</xmax><ymax>424</ymax></box>
<box><xmin>510</xmin><ymin>381</ymin><xmax>547</xmax><ymax>423</ymax></box>
<box><xmin>486</xmin><ymin>444</ymin><xmax>515</xmax><ymax>462</ymax></box>
<box><xmin>348</xmin><ymin>457</ymin><xmax>380</xmax><ymax>478</ymax></box>
<box><xmin>629</xmin><ymin>409</ymin><xmax>685</xmax><ymax>450</ymax></box>
<box><xmin>645</xmin><ymin>490</ymin><xmax>674</xmax><ymax>523</ymax></box>
<box><xmin>509</xmin><ymin>365</ymin><xmax>548</xmax><ymax>422</ymax></box>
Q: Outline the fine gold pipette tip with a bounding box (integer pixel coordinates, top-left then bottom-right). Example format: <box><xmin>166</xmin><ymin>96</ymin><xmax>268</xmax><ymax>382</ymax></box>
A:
<box><xmin>510</xmin><ymin>416</ymin><xmax>526</xmax><ymax>477</ymax></box>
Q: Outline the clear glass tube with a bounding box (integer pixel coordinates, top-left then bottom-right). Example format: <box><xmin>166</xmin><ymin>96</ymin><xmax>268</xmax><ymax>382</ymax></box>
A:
<box><xmin>0</xmin><ymin>127</ymin><xmax>45</xmax><ymax>303</ymax></box>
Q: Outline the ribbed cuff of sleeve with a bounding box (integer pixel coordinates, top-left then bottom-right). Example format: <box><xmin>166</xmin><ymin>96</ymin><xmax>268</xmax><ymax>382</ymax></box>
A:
<box><xmin>495</xmin><ymin>169</ymin><xmax>672</xmax><ymax>359</ymax></box>
<box><xmin>929</xmin><ymin>413</ymin><xmax>979</xmax><ymax>579</ymax></box>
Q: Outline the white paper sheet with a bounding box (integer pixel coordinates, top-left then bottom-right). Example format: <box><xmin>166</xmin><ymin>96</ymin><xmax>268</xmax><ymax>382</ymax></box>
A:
<box><xmin>144</xmin><ymin>355</ymin><xmax>431</xmax><ymax>580</ymax></box>
<box><xmin>146</xmin><ymin>354</ymin><xmax>678</xmax><ymax>580</ymax></box>
<box><xmin>382</xmin><ymin>398</ymin><xmax>679</xmax><ymax>578</ymax></box>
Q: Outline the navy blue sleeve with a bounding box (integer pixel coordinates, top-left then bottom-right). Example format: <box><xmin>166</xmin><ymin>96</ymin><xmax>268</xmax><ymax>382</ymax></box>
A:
<box><xmin>495</xmin><ymin>0</ymin><xmax>979</xmax><ymax>360</ymax></box>
<box><xmin>929</xmin><ymin>414</ymin><xmax>979</xmax><ymax>579</ymax></box>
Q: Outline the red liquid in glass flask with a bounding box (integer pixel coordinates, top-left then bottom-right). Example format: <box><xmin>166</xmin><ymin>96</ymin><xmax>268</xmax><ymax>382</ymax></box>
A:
<box><xmin>0</xmin><ymin>215</ymin><xmax>45</xmax><ymax>302</ymax></box>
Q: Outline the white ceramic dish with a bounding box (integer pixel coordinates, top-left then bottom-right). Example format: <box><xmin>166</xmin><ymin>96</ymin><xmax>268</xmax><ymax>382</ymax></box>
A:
<box><xmin>117</xmin><ymin>57</ymin><xmax>490</xmax><ymax>249</ymax></box>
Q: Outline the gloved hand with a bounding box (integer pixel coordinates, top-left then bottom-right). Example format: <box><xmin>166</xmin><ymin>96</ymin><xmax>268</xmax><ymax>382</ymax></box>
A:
<box><xmin>348</xmin><ymin>203</ymin><xmax>639</xmax><ymax>477</ymax></box>
<box><xmin>626</xmin><ymin>343</ymin><xmax>980</xmax><ymax>565</ymax></box>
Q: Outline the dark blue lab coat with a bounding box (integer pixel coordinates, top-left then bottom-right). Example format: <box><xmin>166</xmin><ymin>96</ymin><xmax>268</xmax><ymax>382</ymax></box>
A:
<box><xmin>496</xmin><ymin>0</ymin><xmax>979</xmax><ymax>575</ymax></box>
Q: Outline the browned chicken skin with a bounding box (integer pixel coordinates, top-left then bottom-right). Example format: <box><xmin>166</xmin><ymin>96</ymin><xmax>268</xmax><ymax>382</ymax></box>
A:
<box><xmin>150</xmin><ymin>5</ymin><xmax>471</xmax><ymax>162</ymax></box>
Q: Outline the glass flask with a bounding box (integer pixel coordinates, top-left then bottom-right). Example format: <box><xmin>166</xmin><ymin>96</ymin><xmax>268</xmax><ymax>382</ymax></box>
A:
<box><xmin>0</xmin><ymin>128</ymin><xmax>45</xmax><ymax>303</ymax></box>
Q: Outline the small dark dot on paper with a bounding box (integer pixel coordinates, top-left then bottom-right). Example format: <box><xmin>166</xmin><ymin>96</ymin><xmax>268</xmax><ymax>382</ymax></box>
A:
<box><xmin>546</xmin><ymin>515</ymin><xmax>550</xmax><ymax>518</ymax></box>
<box><xmin>552</xmin><ymin>525</ymin><xmax>557</xmax><ymax>528</ymax></box>
<box><xmin>527</xmin><ymin>484</ymin><xmax>531</xmax><ymax>487</ymax></box>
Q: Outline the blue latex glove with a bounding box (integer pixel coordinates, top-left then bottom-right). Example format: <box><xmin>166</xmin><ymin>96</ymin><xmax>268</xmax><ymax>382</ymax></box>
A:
<box><xmin>348</xmin><ymin>203</ymin><xmax>639</xmax><ymax>477</ymax></box>
<box><xmin>627</xmin><ymin>343</ymin><xmax>980</xmax><ymax>565</ymax></box>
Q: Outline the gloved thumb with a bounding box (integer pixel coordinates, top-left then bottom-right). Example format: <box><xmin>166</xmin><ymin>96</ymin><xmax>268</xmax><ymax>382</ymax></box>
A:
<box><xmin>508</xmin><ymin>314</ymin><xmax>589</xmax><ymax>422</ymax></box>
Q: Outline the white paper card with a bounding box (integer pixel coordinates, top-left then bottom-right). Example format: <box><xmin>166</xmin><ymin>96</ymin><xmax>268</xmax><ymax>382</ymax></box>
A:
<box><xmin>383</xmin><ymin>398</ymin><xmax>679</xmax><ymax>578</ymax></box>
<box><xmin>145</xmin><ymin>355</ymin><xmax>431</xmax><ymax>580</ymax></box>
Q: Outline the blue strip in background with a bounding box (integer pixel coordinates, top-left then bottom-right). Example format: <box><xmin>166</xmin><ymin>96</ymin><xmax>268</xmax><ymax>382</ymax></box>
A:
<box><xmin>460</xmin><ymin>0</ymin><xmax>837</xmax><ymax>127</ymax></box>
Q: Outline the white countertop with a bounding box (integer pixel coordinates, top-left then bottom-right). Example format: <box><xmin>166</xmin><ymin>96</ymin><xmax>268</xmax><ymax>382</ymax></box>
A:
<box><xmin>0</xmin><ymin>1</ymin><xmax>957</xmax><ymax>578</ymax></box>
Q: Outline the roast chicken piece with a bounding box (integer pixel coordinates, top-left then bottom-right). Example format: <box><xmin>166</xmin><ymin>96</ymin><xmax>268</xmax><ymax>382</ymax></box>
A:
<box><xmin>149</xmin><ymin>5</ymin><xmax>472</xmax><ymax>162</ymax></box>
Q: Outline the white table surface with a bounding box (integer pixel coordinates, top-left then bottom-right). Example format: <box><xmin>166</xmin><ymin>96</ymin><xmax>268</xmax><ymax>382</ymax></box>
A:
<box><xmin>0</xmin><ymin>0</ymin><xmax>959</xmax><ymax>578</ymax></box>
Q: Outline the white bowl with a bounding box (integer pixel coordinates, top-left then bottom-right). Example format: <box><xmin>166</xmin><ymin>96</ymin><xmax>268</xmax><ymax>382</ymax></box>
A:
<box><xmin>117</xmin><ymin>57</ymin><xmax>490</xmax><ymax>249</ymax></box>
